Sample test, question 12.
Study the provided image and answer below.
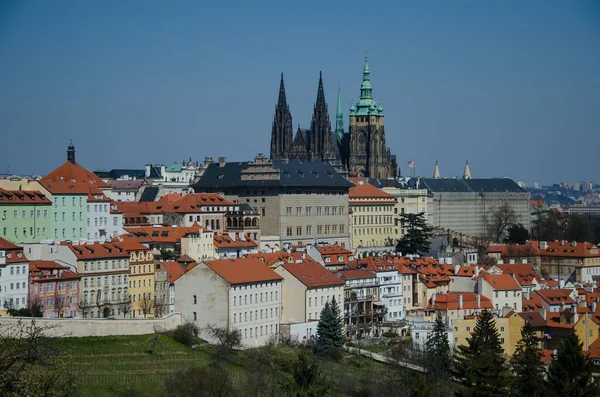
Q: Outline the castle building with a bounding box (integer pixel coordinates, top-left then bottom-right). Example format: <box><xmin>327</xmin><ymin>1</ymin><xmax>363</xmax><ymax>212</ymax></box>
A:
<box><xmin>270</xmin><ymin>56</ymin><xmax>398</xmax><ymax>179</ymax></box>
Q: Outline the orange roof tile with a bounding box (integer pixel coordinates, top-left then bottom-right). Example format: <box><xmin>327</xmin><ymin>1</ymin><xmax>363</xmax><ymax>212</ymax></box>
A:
<box><xmin>494</xmin><ymin>263</ymin><xmax>541</xmax><ymax>286</ymax></box>
<box><xmin>0</xmin><ymin>188</ymin><xmax>51</xmax><ymax>204</ymax></box>
<box><xmin>428</xmin><ymin>292</ymin><xmax>493</xmax><ymax>311</ymax></box>
<box><xmin>163</xmin><ymin>261</ymin><xmax>198</xmax><ymax>284</ymax></box>
<box><xmin>213</xmin><ymin>233</ymin><xmax>257</xmax><ymax>249</ymax></box>
<box><xmin>43</xmin><ymin>161</ymin><xmax>109</xmax><ymax>188</ymax></box>
<box><xmin>482</xmin><ymin>274</ymin><xmax>521</xmax><ymax>291</ymax></box>
<box><xmin>281</xmin><ymin>261</ymin><xmax>345</xmax><ymax>288</ymax></box>
<box><xmin>67</xmin><ymin>242</ymin><xmax>129</xmax><ymax>260</ymax></box>
<box><xmin>531</xmin><ymin>240</ymin><xmax>600</xmax><ymax>258</ymax></box>
<box><xmin>338</xmin><ymin>269</ymin><xmax>376</xmax><ymax>279</ymax></box>
<box><xmin>349</xmin><ymin>179</ymin><xmax>396</xmax><ymax>200</ymax></box>
<box><xmin>204</xmin><ymin>258</ymin><xmax>283</xmax><ymax>285</ymax></box>
<box><xmin>536</xmin><ymin>289</ymin><xmax>576</xmax><ymax>306</ymax></box>
<box><xmin>246</xmin><ymin>252</ymin><xmax>293</xmax><ymax>267</ymax></box>
<box><xmin>123</xmin><ymin>224</ymin><xmax>202</xmax><ymax>244</ymax></box>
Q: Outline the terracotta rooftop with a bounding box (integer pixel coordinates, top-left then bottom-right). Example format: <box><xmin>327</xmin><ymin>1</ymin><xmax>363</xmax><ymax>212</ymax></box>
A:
<box><xmin>338</xmin><ymin>269</ymin><xmax>376</xmax><ymax>280</ymax></box>
<box><xmin>280</xmin><ymin>261</ymin><xmax>345</xmax><ymax>288</ymax></box>
<box><xmin>123</xmin><ymin>224</ymin><xmax>201</xmax><ymax>244</ymax></box>
<box><xmin>428</xmin><ymin>292</ymin><xmax>493</xmax><ymax>311</ymax></box>
<box><xmin>29</xmin><ymin>260</ymin><xmax>66</xmax><ymax>271</ymax></box>
<box><xmin>164</xmin><ymin>261</ymin><xmax>198</xmax><ymax>285</ymax></box>
<box><xmin>214</xmin><ymin>233</ymin><xmax>257</xmax><ymax>249</ymax></box>
<box><xmin>67</xmin><ymin>242</ymin><xmax>129</xmax><ymax>260</ymax></box>
<box><xmin>349</xmin><ymin>179</ymin><xmax>396</xmax><ymax>200</ymax></box>
<box><xmin>204</xmin><ymin>258</ymin><xmax>283</xmax><ymax>285</ymax></box>
<box><xmin>0</xmin><ymin>188</ymin><xmax>51</xmax><ymax>204</ymax></box>
<box><xmin>482</xmin><ymin>273</ymin><xmax>521</xmax><ymax>290</ymax></box>
<box><xmin>536</xmin><ymin>289</ymin><xmax>576</xmax><ymax>306</ymax></box>
<box><xmin>42</xmin><ymin>161</ymin><xmax>109</xmax><ymax>188</ymax></box>
<box><xmin>494</xmin><ymin>263</ymin><xmax>541</xmax><ymax>287</ymax></box>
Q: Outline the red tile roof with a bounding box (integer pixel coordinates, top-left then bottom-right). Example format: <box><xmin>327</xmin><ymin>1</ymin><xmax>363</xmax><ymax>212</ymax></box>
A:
<box><xmin>532</xmin><ymin>240</ymin><xmax>600</xmax><ymax>258</ymax></box>
<box><xmin>43</xmin><ymin>161</ymin><xmax>109</xmax><ymax>188</ymax></box>
<box><xmin>0</xmin><ymin>188</ymin><xmax>51</xmax><ymax>204</ymax></box>
<box><xmin>161</xmin><ymin>193</ymin><xmax>236</xmax><ymax>213</ymax></box>
<box><xmin>428</xmin><ymin>292</ymin><xmax>493</xmax><ymax>310</ymax></box>
<box><xmin>0</xmin><ymin>237</ymin><xmax>21</xmax><ymax>250</ymax></box>
<box><xmin>123</xmin><ymin>224</ymin><xmax>202</xmax><ymax>244</ymax></box>
<box><xmin>281</xmin><ymin>261</ymin><xmax>345</xmax><ymax>288</ymax></box>
<box><xmin>204</xmin><ymin>258</ymin><xmax>283</xmax><ymax>285</ymax></box>
<box><xmin>29</xmin><ymin>260</ymin><xmax>66</xmax><ymax>271</ymax></box>
<box><xmin>67</xmin><ymin>242</ymin><xmax>129</xmax><ymax>260</ymax></box>
<box><xmin>213</xmin><ymin>233</ymin><xmax>257</xmax><ymax>249</ymax></box>
<box><xmin>338</xmin><ymin>269</ymin><xmax>376</xmax><ymax>280</ymax></box>
<box><xmin>494</xmin><ymin>263</ymin><xmax>541</xmax><ymax>287</ymax></box>
<box><xmin>482</xmin><ymin>274</ymin><xmax>521</xmax><ymax>291</ymax></box>
<box><xmin>522</xmin><ymin>293</ymin><xmax>544</xmax><ymax>312</ymax></box>
<box><xmin>536</xmin><ymin>289</ymin><xmax>576</xmax><ymax>306</ymax></box>
<box><xmin>246</xmin><ymin>252</ymin><xmax>293</xmax><ymax>267</ymax></box>
<box><xmin>164</xmin><ymin>261</ymin><xmax>198</xmax><ymax>284</ymax></box>
<box><xmin>349</xmin><ymin>179</ymin><xmax>396</xmax><ymax>200</ymax></box>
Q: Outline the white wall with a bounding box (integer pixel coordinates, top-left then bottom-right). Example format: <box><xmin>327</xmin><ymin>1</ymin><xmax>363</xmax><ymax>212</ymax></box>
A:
<box><xmin>0</xmin><ymin>313</ymin><xmax>182</xmax><ymax>337</ymax></box>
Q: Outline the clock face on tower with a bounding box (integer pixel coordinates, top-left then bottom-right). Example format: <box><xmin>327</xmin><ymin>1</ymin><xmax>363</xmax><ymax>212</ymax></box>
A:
<box><xmin>358</xmin><ymin>134</ymin><xmax>366</xmax><ymax>144</ymax></box>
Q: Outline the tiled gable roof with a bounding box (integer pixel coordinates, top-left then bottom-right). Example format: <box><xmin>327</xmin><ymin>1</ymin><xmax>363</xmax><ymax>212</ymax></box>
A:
<box><xmin>0</xmin><ymin>188</ymin><xmax>51</xmax><ymax>204</ymax></box>
<box><xmin>482</xmin><ymin>274</ymin><xmax>521</xmax><ymax>291</ymax></box>
<box><xmin>67</xmin><ymin>242</ymin><xmax>129</xmax><ymax>260</ymax></box>
<box><xmin>204</xmin><ymin>258</ymin><xmax>283</xmax><ymax>285</ymax></box>
<box><xmin>43</xmin><ymin>161</ymin><xmax>109</xmax><ymax>188</ymax></box>
<box><xmin>281</xmin><ymin>261</ymin><xmax>345</xmax><ymax>288</ymax></box>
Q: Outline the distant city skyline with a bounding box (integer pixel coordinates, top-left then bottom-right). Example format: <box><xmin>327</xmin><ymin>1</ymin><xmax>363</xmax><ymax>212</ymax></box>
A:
<box><xmin>1</xmin><ymin>1</ymin><xmax>599</xmax><ymax>185</ymax></box>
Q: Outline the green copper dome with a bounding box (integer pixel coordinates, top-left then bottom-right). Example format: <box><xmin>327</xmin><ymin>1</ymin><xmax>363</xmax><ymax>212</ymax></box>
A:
<box><xmin>352</xmin><ymin>53</ymin><xmax>381</xmax><ymax>117</ymax></box>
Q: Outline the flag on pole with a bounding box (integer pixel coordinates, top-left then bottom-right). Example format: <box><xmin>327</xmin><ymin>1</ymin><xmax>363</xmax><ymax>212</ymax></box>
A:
<box><xmin>407</xmin><ymin>160</ymin><xmax>415</xmax><ymax>168</ymax></box>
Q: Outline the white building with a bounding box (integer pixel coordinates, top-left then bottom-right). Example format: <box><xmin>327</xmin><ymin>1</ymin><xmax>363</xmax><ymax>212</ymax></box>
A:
<box><xmin>175</xmin><ymin>257</ymin><xmax>283</xmax><ymax>347</ymax></box>
<box><xmin>213</xmin><ymin>232</ymin><xmax>258</xmax><ymax>259</ymax></box>
<box><xmin>86</xmin><ymin>196</ymin><xmax>124</xmax><ymax>242</ymax></box>
<box><xmin>356</xmin><ymin>257</ymin><xmax>404</xmax><ymax>321</ymax></box>
<box><xmin>407</xmin><ymin>317</ymin><xmax>454</xmax><ymax>351</ymax></box>
<box><xmin>274</xmin><ymin>258</ymin><xmax>344</xmax><ymax>343</ymax></box>
<box><xmin>477</xmin><ymin>273</ymin><xmax>522</xmax><ymax>313</ymax></box>
<box><xmin>0</xmin><ymin>237</ymin><xmax>30</xmax><ymax>313</ymax></box>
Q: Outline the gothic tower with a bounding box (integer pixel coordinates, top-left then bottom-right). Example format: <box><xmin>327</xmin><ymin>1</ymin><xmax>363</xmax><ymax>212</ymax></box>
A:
<box><xmin>348</xmin><ymin>54</ymin><xmax>393</xmax><ymax>179</ymax></box>
<box><xmin>309</xmin><ymin>72</ymin><xmax>334</xmax><ymax>161</ymax></box>
<box><xmin>270</xmin><ymin>73</ymin><xmax>293</xmax><ymax>160</ymax></box>
<box><xmin>67</xmin><ymin>138</ymin><xmax>76</xmax><ymax>164</ymax></box>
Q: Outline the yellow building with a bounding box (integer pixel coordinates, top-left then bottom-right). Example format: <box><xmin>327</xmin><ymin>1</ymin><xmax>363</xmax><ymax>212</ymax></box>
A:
<box><xmin>452</xmin><ymin>311</ymin><xmax>524</xmax><ymax>357</ymax></box>
<box><xmin>349</xmin><ymin>179</ymin><xmax>397</xmax><ymax>252</ymax></box>
<box><xmin>122</xmin><ymin>241</ymin><xmax>155</xmax><ymax>318</ymax></box>
<box><xmin>575</xmin><ymin>312</ymin><xmax>599</xmax><ymax>351</ymax></box>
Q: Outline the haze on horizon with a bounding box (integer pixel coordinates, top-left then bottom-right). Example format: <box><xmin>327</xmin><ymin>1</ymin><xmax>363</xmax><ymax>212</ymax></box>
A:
<box><xmin>0</xmin><ymin>0</ymin><xmax>599</xmax><ymax>186</ymax></box>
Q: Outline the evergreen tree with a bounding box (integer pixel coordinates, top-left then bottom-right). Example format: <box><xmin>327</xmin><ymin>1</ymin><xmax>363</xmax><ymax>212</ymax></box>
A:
<box><xmin>546</xmin><ymin>332</ymin><xmax>595</xmax><ymax>397</ymax></box>
<box><xmin>424</xmin><ymin>312</ymin><xmax>451</xmax><ymax>375</ymax></box>
<box><xmin>504</xmin><ymin>224</ymin><xmax>529</xmax><ymax>245</ymax></box>
<box><xmin>510</xmin><ymin>322</ymin><xmax>545</xmax><ymax>397</ymax></box>
<box><xmin>395</xmin><ymin>212</ymin><xmax>434</xmax><ymax>256</ymax></box>
<box><xmin>454</xmin><ymin>310</ymin><xmax>510</xmax><ymax>397</ymax></box>
<box><xmin>314</xmin><ymin>297</ymin><xmax>345</xmax><ymax>355</ymax></box>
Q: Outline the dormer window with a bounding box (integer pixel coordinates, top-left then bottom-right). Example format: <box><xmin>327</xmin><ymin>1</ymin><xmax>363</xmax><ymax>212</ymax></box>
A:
<box><xmin>325</xmin><ymin>257</ymin><xmax>331</xmax><ymax>263</ymax></box>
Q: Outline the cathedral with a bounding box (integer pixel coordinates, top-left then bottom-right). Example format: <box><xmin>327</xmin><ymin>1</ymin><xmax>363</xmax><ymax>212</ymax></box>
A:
<box><xmin>270</xmin><ymin>55</ymin><xmax>398</xmax><ymax>179</ymax></box>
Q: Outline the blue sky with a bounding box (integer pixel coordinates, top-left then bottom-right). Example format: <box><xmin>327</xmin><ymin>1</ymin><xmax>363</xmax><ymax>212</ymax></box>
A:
<box><xmin>1</xmin><ymin>0</ymin><xmax>599</xmax><ymax>185</ymax></box>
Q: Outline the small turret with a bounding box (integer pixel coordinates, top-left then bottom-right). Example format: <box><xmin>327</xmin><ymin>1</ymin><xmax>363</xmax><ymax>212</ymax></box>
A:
<box><xmin>67</xmin><ymin>138</ymin><xmax>76</xmax><ymax>164</ymax></box>
<box><xmin>463</xmin><ymin>161</ymin><xmax>472</xmax><ymax>179</ymax></box>
<box><xmin>433</xmin><ymin>160</ymin><xmax>440</xmax><ymax>179</ymax></box>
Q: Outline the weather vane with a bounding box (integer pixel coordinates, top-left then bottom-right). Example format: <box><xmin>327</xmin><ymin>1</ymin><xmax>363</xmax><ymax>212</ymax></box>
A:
<box><xmin>364</xmin><ymin>50</ymin><xmax>368</xmax><ymax>59</ymax></box>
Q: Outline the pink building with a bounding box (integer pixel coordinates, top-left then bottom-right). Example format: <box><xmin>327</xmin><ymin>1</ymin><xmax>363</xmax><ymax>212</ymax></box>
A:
<box><xmin>29</xmin><ymin>260</ymin><xmax>80</xmax><ymax>318</ymax></box>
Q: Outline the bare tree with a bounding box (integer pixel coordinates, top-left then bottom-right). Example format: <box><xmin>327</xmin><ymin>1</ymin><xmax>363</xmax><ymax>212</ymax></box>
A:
<box><xmin>0</xmin><ymin>320</ymin><xmax>78</xmax><ymax>396</ymax></box>
<box><xmin>491</xmin><ymin>202</ymin><xmax>517</xmax><ymax>243</ymax></box>
<box><xmin>117</xmin><ymin>297</ymin><xmax>132</xmax><ymax>318</ymax></box>
<box><xmin>204</xmin><ymin>324</ymin><xmax>242</xmax><ymax>361</ymax></box>
<box><xmin>154</xmin><ymin>295</ymin><xmax>166</xmax><ymax>318</ymax></box>
<box><xmin>54</xmin><ymin>288</ymin><xmax>65</xmax><ymax>318</ymax></box>
<box><xmin>140</xmin><ymin>293</ymin><xmax>155</xmax><ymax>318</ymax></box>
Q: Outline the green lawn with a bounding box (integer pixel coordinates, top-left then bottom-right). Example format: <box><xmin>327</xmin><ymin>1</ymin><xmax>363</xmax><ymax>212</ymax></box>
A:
<box><xmin>56</xmin><ymin>334</ymin><xmax>396</xmax><ymax>397</ymax></box>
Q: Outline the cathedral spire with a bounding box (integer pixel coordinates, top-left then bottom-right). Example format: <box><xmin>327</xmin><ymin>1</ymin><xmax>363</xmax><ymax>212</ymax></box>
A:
<box><xmin>67</xmin><ymin>138</ymin><xmax>76</xmax><ymax>164</ymax></box>
<box><xmin>433</xmin><ymin>161</ymin><xmax>440</xmax><ymax>179</ymax></box>
<box><xmin>335</xmin><ymin>82</ymin><xmax>344</xmax><ymax>137</ymax></box>
<box><xmin>315</xmin><ymin>71</ymin><xmax>326</xmax><ymax>110</ymax></box>
<box><xmin>463</xmin><ymin>161</ymin><xmax>472</xmax><ymax>179</ymax></box>
<box><xmin>360</xmin><ymin>52</ymin><xmax>372</xmax><ymax>100</ymax></box>
<box><xmin>277</xmin><ymin>73</ymin><xmax>288</xmax><ymax>109</ymax></box>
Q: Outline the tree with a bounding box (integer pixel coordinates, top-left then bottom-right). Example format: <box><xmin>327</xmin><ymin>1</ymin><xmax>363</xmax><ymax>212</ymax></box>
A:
<box><xmin>395</xmin><ymin>212</ymin><xmax>434</xmax><ymax>256</ymax></box>
<box><xmin>510</xmin><ymin>322</ymin><xmax>545</xmax><ymax>397</ymax></box>
<box><xmin>546</xmin><ymin>332</ymin><xmax>595</xmax><ymax>397</ymax></box>
<box><xmin>504</xmin><ymin>224</ymin><xmax>529</xmax><ymax>245</ymax></box>
<box><xmin>424</xmin><ymin>312</ymin><xmax>451</xmax><ymax>376</ymax></box>
<box><xmin>162</xmin><ymin>364</ymin><xmax>235</xmax><ymax>397</ymax></box>
<box><xmin>0</xmin><ymin>320</ymin><xmax>78</xmax><ymax>396</ymax></box>
<box><xmin>454</xmin><ymin>310</ymin><xmax>510</xmax><ymax>397</ymax></box>
<box><xmin>160</xmin><ymin>249</ymin><xmax>177</xmax><ymax>261</ymax></box>
<box><xmin>117</xmin><ymin>297</ymin><xmax>132</xmax><ymax>318</ymax></box>
<box><xmin>531</xmin><ymin>211</ymin><xmax>567</xmax><ymax>241</ymax></box>
<box><xmin>292</xmin><ymin>349</ymin><xmax>330</xmax><ymax>397</ymax></box>
<box><xmin>139</xmin><ymin>293</ymin><xmax>154</xmax><ymax>318</ymax></box>
<box><xmin>313</xmin><ymin>297</ymin><xmax>344</xmax><ymax>356</ymax></box>
<box><xmin>205</xmin><ymin>324</ymin><xmax>241</xmax><ymax>361</ymax></box>
<box><xmin>490</xmin><ymin>202</ymin><xmax>517</xmax><ymax>243</ymax></box>
<box><xmin>172</xmin><ymin>322</ymin><xmax>200</xmax><ymax>347</ymax></box>
<box><xmin>566</xmin><ymin>214</ymin><xmax>595</xmax><ymax>243</ymax></box>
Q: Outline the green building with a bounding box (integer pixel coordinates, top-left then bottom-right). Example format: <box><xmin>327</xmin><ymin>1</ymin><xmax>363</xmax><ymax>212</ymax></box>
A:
<box><xmin>0</xmin><ymin>187</ymin><xmax>52</xmax><ymax>244</ymax></box>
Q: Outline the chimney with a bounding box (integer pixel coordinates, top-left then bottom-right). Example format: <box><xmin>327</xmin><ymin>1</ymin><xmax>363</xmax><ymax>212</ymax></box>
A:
<box><xmin>498</xmin><ymin>259</ymin><xmax>504</xmax><ymax>264</ymax></box>
<box><xmin>454</xmin><ymin>264</ymin><xmax>460</xmax><ymax>275</ymax></box>
<box><xmin>509</xmin><ymin>259</ymin><xmax>515</xmax><ymax>264</ymax></box>
<box><xmin>145</xmin><ymin>164</ymin><xmax>151</xmax><ymax>178</ymax></box>
<box><xmin>431</xmin><ymin>293</ymin><xmax>436</xmax><ymax>307</ymax></box>
<box><xmin>540</xmin><ymin>241</ymin><xmax>548</xmax><ymax>250</ymax></box>
<box><xmin>459</xmin><ymin>294</ymin><xmax>463</xmax><ymax>309</ymax></box>
<box><xmin>574</xmin><ymin>312</ymin><xmax>579</xmax><ymax>325</ymax></box>
<box><xmin>560</xmin><ymin>279</ymin><xmax>565</xmax><ymax>289</ymax></box>
<box><xmin>476</xmin><ymin>294</ymin><xmax>481</xmax><ymax>309</ymax></box>
<box><xmin>219</xmin><ymin>157</ymin><xmax>227</xmax><ymax>167</ymax></box>
<box><xmin>592</xmin><ymin>301</ymin><xmax>597</xmax><ymax>314</ymax></box>
<box><xmin>474</xmin><ymin>266</ymin><xmax>480</xmax><ymax>277</ymax></box>
<box><xmin>539</xmin><ymin>308</ymin><xmax>546</xmax><ymax>320</ymax></box>
<box><xmin>160</xmin><ymin>164</ymin><xmax>166</xmax><ymax>179</ymax></box>
<box><xmin>522</xmin><ymin>259</ymin><xmax>527</xmax><ymax>264</ymax></box>
<box><xmin>561</xmin><ymin>240</ymin><xmax>565</xmax><ymax>246</ymax></box>
<box><xmin>572</xmin><ymin>241</ymin><xmax>577</xmax><ymax>247</ymax></box>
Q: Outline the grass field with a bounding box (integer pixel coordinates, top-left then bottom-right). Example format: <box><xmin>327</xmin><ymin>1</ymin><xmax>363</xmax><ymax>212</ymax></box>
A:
<box><xmin>56</xmin><ymin>334</ymin><xmax>396</xmax><ymax>397</ymax></box>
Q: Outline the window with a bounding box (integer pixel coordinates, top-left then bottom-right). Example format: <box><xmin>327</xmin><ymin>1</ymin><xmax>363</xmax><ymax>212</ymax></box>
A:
<box><xmin>306</xmin><ymin>207</ymin><xmax>311</xmax><ymax>216</ymax></box>
<box><xmin>296</xmin><ymin>226</ymin><xmax>302</xmax><ymax>235</ymax></box>
<box><xmin>286</xmin><ymin>227</ymin><xmax>292</xmax><ymax>236</ymax></box>
<box><xmin>234</xmin><ymin>296</ymin><xmax>237</xmax><ymax>306</ymax></box>
<box><xmin>193</xmin><ymin>312</ymin><xmax>197</xmax><ymax>321</ymax></box>
<box><xmin>296</xmin><ymin>207</ymin><xmax>301</xmax><ymax>216</ymax></box>
<box><xmin>309</xmin><ymin>297</ymin><xmax>312</xmax><ymax>307</ymax></box>
<box><xmin>286</xmin><ymin>207</ymin><xmax>292</xmax><ymax>216</ymax></box>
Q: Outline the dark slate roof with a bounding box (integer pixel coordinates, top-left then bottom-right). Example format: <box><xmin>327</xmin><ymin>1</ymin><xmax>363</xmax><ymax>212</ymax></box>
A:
<box><xmin>192</xmin><ymin>160</ymin><xmax>353</xmax><ymax>189</ymax></box>
<box><xmin>418</xmin><ymin>178</ymin><xmax>525</xmax><ymax>193</ymax></box>
<box><xmin>94</xmin><ymin>168</ymin><xmax>162</xmax><ymax>180</ymax></box>
<box><xmin>139</xmin><ymin>186</ymin><xmax>159</xmax><ymax>202</ymax></box>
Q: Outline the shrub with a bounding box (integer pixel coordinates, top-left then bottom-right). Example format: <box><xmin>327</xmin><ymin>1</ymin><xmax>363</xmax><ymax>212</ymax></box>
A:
<box><xmin>382</xmin><ymin>331</ymin><xmax>399</xmax><ymax>338</ymax></box>
<box><xmin>329</xmin><ymin>346</ymin><xmax>344</xmax><ymax>362</ymax></box>
<box><xmin>171</xmin><ymin>322</ymin><xmax>199</xmax><ymax>346</ymax></box>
